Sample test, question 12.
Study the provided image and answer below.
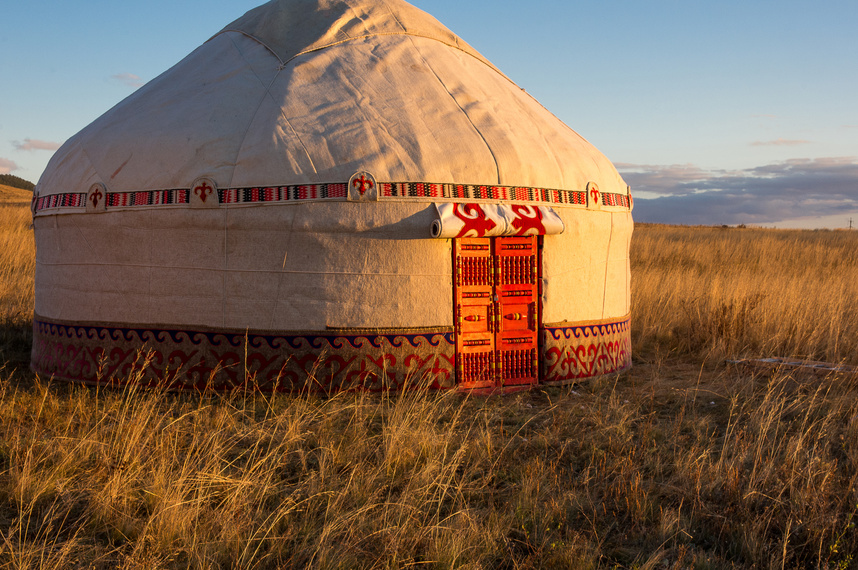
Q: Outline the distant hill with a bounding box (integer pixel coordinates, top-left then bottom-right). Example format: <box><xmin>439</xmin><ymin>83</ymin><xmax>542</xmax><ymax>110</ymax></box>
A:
<box><xmin>0</xmin><ymin>174</ymin><xmax>35</xmax><ymax>191</ymax></box>
<box><xmin>0</xmin><ymin>184</ymin><xmax>33</xmax><ymax>205</ymax></box>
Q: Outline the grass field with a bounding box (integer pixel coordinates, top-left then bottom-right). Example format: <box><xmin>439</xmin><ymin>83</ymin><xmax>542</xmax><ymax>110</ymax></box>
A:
<box><xmin>2</xmin><ymin>201</ymin><xmax>858</xmax><ymax>568</ymax></box>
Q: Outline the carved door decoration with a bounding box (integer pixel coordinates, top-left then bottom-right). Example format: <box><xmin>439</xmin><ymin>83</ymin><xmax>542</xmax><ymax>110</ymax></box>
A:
<box><xmin>454</xmin><ymin>236</ymin><xmax>539</xmax><ymax>391</ymax></box>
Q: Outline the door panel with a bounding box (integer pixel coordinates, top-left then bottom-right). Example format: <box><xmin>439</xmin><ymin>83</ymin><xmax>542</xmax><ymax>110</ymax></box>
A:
<box><xmin>495</xmin><ymin>237</ymin><xmax>538</xmax><ymax>387</ymax></box>
<box><xmin>455</xmin><ymin>236</ymin><xmax>539</xmax><ymax>391</ymax></box>
<box><xmin>455</xmin><ymin>238</ymin><xmax>496</xmax><ymax>389</ymax></box>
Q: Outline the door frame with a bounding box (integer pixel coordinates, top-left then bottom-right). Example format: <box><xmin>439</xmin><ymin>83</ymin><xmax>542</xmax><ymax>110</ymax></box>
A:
<box><xmin>453</xmin><ymin>235</ymin><xmax>543</xmax><ymax>392</ymax></box>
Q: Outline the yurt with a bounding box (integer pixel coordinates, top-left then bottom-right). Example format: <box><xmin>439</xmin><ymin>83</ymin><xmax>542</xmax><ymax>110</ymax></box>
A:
<box><xmin>31</xmin><ymin>0</ymin><xmax>633</xmax><ymax>393</ymax></box>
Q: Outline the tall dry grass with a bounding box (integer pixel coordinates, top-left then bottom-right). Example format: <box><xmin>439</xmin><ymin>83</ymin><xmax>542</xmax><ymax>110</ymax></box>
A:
<box><xmin>632</xmin><ymin>224</ymin><xmax>858</xmax><ymax>363</ymax></box>
<box><xmin>4</xmin><ymin>358</ymin><xmax>858</xmax><ymax>568</ymax></box>
<box><xmin>0</xmin><ymin>204</ymin><xmax>34</xmax><ymax>367</ymax></box>
<box><xmin>1</xmin><ymin>211</ymin><xmax>858</xmax><ymax>568</ymax></box>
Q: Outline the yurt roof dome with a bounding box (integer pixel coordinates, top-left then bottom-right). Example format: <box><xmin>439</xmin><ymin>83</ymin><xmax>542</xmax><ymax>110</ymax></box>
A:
<box><xmin>36</xmin><ymin>0</ymin><xmax>627</xmax><ymax>204</ymax></box>
<box><xmin>217</xmin><ymin>0</ymin><xmax>496</xmax><ymax>72</ymax></box>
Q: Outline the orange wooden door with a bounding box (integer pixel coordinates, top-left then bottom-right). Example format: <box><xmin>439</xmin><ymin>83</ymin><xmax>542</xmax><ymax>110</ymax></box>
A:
<box><xmin>454</xmin><ymin>236</ymin><xmax>539</xmax><ymax>391</ymax></box>
<box><xmin>494</xmin><ymin>236</ymin><xmax>539</xmax><ymax>388</ymax></box>
<box><xmin>454</xmin><ymin>238</ymin><xmax>496</xmax><ymax>390</ymax></box>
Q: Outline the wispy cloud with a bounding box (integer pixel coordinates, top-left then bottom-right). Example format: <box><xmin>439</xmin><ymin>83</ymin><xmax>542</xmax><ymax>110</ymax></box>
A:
<box><xmin>614</xmin><ymin>163</ymin><xmax>740</xmax><ymax>196</ymax></box>
<box><xmin>619</xmin><ymin>157</ymin><xmax>858</xmax><ymax>225</ymax></box>
<box><xmin>0</xmin><ymin>158</ymin><xmax>19</xmax><ymax>174</ymax></box>
<box><xmin>12</xmin><ymin>138</ymin><xmax>61</xmax><ymax>152</ymax></box>
<box><xmin>750</xmin><ymin>138</ymin><xmax>811</xmax><ymax>147</ymax></box>
<box><xmin>111</xmin><ymin>73</ymin><xmax>144</xmax><ymax>88</ymax></box>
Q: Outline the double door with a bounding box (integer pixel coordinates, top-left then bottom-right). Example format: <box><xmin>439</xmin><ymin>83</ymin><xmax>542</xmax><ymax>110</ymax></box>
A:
<box><xmin>454</xmin><ymin>236</ymin><xmax>540</xmax><ymax>391</ymax></box>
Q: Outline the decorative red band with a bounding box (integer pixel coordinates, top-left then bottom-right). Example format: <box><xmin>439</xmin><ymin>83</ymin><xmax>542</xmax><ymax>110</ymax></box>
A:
<box><xmin>542</xmin><ymin>317</ymin><xmax>632</xmax><ymax>384</ymax></box>
<box><xmin>32</xmin><ymin>182</ymin><xmax>630</xmax><ymax>213</ymax></box>
<box><xmin>32</xmin><ymin>315</ymin><xmax>632</xmax><ymax>391</ymax></box>
<box><xmin>219</xmin><ymin>183</ymin><xmax>348</xmax><ymax>203</ymax></box>
<box><xmin>602</xmin><ymin>192</ymin><xmax>630</xmax><ymax>208</ymax></box>
<box><xmin>380</xmin><ymin>182</ymin><xmax>591</xmax><ymax>205</ymax></box>
<box><xmin>31</xmin><ymin>319</ymin><xmax>457</xmax><ymax>392</ymax></box>
<box><xmin>106</xmin><ymin>189</ymin><xmax>189</xmax><ymax>207</ymax></box>
<box><xmin>34</xmin><ymin>193</ymin><xmax>85</xmax><ymax>211</ymax></box>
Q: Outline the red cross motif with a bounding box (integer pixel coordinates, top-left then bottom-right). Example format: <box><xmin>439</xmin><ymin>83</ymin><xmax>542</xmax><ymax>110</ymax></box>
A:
<box><xmin>352</xmin><ymin>174</ymin><xmax>374</xmax><ymax>196</ymax></box>
<box><xmin>590</xmin><ymin>186</ymin><xmax>600</xmax><ymax>205</ymax></box>
<box><xmin>194</xmin><ymin>181</ymin><xmax>213</xmax><ymax>203</ymax></box>
<box><xmin>90</xmin><ymin>188</ymin><xmax>103</xmax><ymax>208</ymax></box>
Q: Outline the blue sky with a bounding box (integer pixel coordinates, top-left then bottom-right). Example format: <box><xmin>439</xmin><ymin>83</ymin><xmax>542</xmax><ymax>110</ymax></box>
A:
<box><xmin>2</xmin><ymin>0</ymin><xmax>856</xmax><ymax>227</ymax></box>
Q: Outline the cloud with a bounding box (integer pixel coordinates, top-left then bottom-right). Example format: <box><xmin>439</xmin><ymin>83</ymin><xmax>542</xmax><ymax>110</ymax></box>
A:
<box><xmin>12</xmin><ymin>138</ymin><xmax>61</xmax><ymax>152</ymax></box>
<box><xmin>0</xmin><ymin>158</ymin><xmax>18</xmax><ymax>174</ymax></box>
<box><xmin>619</xmin><ymin>157</ymin><xmax>858</xmax><ymax>225</ymax></box>
<box><xmin>111</xmin><ymin>73</ymin><xmax>144</xmax><ymax>88</ymax></box>
<box><xmin>615</xmin><ymin>163</ymin><xmax>741</xmax><ymax>196</ymax></box>
<box><xmin>750</xmin><ymin>138</ymin><xmax>811</xmax><ymax>147</ymax></box>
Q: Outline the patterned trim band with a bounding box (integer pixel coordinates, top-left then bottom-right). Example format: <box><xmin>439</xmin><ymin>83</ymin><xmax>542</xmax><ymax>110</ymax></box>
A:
<box><xmin>219</xmin><ymin>183</ymin><xmax>348</xmax><ymax>203</ymax></box>
<box><xmin>542</xmin><ymin>317</ymin><xmax>632</xmax><ymax>383</ymax></box>
<box><xmin>107</xmin><ymin>189</ymin><xmax>189</xmax><ymax>207</ymax></box>
<box><xmin>33</xmin><ymin>182</ymin><xmax>631</xmax><ymax>213</ymax></box>
<box><xmin>31</xmin><ymin>314</ymin><xmax>632</xmax><ymax>392</ymax></box>
<box><xmin>31</xmin><ymin>318</ymin><xmax>457</xmax><ymax>392</ymax></box>
<box><xmin>379</xmin><ymin>182</ymin><xmax>591</xmax><ymax>204</ymax></box>
<box><xmin>34</xmin><ymin>193</ymin><xmax>85</xmax><ymax>211</ymax></box>
<box><xmin>602</xmin><ymin>192</ymin><xmax>630</xmax><ymax>208</ymax></box>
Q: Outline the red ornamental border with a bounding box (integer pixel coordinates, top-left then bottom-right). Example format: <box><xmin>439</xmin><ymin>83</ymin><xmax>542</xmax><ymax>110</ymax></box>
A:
<box><xmin>542</xmin><ymin>317</ymin><xmax>632</xmax><ymax>384</ymax></box>
<box><xmin>33</xmin><ymin>182</ymin><xmax>630</xmax><ymax>213</ymax></box>
<box><xmin>219</xmin><ymin>184</ymin><xmax>348</xmax><ymax>203</ymax></box>
<box><xmin>31</xmin><ymin>315</ymin><xmax>631</xmax><ymax>391</ymax></box>
<box><xmin>379</xmin><ymin>182</ymin><xmax>592</xmax><ymax>205</ymax></box>
<box><xmin>602</xmin><ymin>192</ymin><xmax>630</xmax><ymax>208</ymax></box>
<box><xmin>33</xmin><ymin>193</ymin><xmax>85</xmax><ymax>211</ymax></box>
<box><xmin>107</xmin><ymin>189</ymin><xmax>189</xmax><ymax>207</ymax></box>
<box><xmin>31</xmin><ymin>319</ymin><xmax>458</xmax><ymax>392</ymax></box>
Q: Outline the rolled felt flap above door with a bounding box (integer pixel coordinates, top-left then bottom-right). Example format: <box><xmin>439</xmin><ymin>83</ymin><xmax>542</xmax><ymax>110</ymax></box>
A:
<box><xmin>431</xmin><ymin>203</ymin><xmax>565</xmax><ymax>238</ymax></box>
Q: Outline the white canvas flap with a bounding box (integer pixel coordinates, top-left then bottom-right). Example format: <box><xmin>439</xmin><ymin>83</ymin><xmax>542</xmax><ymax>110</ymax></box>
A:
<box><xmin>431</xmin><ymin>203</ymin><xmax>565</xmax><ymax>238</ymax></box>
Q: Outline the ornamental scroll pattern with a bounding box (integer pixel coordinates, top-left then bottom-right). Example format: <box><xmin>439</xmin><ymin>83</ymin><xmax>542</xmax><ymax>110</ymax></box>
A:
<box><xmin>32</xmin><ymin>317</ymin><xmax>632</xmax><ymax>391</ymax></box>
<box><xmin>431</xmin><ymin>203</ymin><xmax>565</xmax><ymax>238</ymax></box>
<box><xmin>32</xmin><ymin>319</ymin><xmax>456</xmax><ymax>392</ymax></box>
<box><xmin>542</xmin><ymin>317</ymin><xmax>632</xmax><ymax>384</ymax></box>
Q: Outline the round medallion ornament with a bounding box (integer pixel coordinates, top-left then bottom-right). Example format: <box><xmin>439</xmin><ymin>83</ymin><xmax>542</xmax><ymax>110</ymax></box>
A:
<box><xmin>190</xmin><ymin>177</ymin><xmax>218</xmax><ymax>208</ymax></box>
<box><xmin>586</xmin><ymin>181</ymin><xmax>601</xmax><ymax>210</ymax></box>
<box><xmin>348</xmin><ymin>171</ymin><xmax>377</xmax><ymax>202</ymax></box>
<box><xmin>86</xmin><ymin>183</ymin><xmax>108</xmax><ymax>213</ymax></box>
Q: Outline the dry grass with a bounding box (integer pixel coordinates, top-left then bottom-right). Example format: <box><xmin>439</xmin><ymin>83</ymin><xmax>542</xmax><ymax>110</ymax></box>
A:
<box><xmin>632</xmin><ymin>223</ymin><xmax>858</xmax><ymax>364</ymax></box>
<box><xmin>2</xmin><ymin>210</ymin><xmax>858</xmax><ymax>568</ymax></box>
<box><xmin>0</xmin><ymin>203</ymin><xmax>34</xmax><ymax>368</ymax></box>
<box><xmin>0</xmin><ymin>186</ymin><xmax>32</xmax><ymax>206</ymax></box>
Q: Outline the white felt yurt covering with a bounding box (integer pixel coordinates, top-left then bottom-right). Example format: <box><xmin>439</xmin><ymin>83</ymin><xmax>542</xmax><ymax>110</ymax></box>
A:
<box><xmin>31</xmin><ymin>0</ymin><xmax>633</xmax><ymax>392</ymax></box>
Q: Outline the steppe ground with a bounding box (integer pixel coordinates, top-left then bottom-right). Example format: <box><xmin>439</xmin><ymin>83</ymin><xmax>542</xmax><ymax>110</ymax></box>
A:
<box><xmin>1</xmin><ymin>190</ymin><xmax>858</xmax><ymax>569</ymax></box>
